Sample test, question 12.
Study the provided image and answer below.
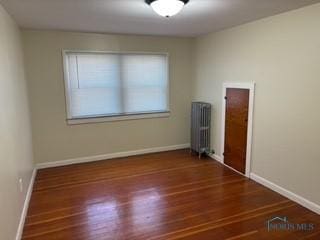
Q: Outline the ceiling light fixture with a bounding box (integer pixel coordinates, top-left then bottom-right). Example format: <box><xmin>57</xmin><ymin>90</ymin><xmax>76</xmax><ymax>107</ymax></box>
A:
<box><xmin>145</xmin><ymin>0</ymin><xmax>189</xmax><ymax>18</ymax></box>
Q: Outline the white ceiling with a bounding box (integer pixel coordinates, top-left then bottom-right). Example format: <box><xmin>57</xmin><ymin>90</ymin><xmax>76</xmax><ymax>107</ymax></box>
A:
<box><xmin>1</xmin><ymin>0</ymin><xmax>319</xmax><ymax>37</ymax></box>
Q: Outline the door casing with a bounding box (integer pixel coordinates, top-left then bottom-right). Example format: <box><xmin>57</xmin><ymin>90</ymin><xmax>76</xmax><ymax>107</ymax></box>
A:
<box><xmin>220</xmin><ymin>82</ymin><xmax>255</xmax><ymax>177</ymax></box>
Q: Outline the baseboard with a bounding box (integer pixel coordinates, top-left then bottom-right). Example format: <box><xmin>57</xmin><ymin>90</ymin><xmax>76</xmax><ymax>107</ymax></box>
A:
<box><xmin>210</xmin><ymin>154</ymin><xmax>247</xmax><ymax>177</ymax></box>
<box><xmin>210</xmin><ymin>155</ymin><xmax>320</xmax><ymax>215</ymax></box>
<box><xmin>16</xmin><ymin>168</ymin><xmax>37</xmax><ymax>240</ymax></box>
<box><xmin>36</xmin><ymin>143</ymin><xmax>190</xmax><ymax>169</ymax></box>
<box><xmin>250</xmin><ymin>173</ymin><xmax>320</xmax><ymax>215</ymax></box>
<box><xmin>211</xmin><ymin>154</ymin><xmax>223</xmax><ymax>163</ymax></box>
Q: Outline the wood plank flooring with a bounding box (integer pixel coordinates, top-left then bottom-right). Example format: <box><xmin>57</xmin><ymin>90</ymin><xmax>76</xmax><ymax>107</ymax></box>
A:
<box><xmin>22</xmin><ymin>150</ymin><xmax>320</xmax><ymax>239</ymax></box>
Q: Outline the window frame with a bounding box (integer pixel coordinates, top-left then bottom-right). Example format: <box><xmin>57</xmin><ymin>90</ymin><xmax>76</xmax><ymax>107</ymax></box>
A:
<box><xmin>62</xmin><ymin>50</ymin><xmax>170</xmax><ymax>125</ymax></box>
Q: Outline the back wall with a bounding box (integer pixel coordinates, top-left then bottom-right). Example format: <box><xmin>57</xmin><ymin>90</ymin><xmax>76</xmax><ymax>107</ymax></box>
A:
<box><xmin>23</xmin><ymin>30</ymin><xmax>193</xmax><ymax>164</ymax></box>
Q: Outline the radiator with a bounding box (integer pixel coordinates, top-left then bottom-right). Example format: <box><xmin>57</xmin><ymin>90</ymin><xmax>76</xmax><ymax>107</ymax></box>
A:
<box><xmin>191</xmin><ymin>102</ymin><xmax>211</xmax><ymax>158</ymax></box>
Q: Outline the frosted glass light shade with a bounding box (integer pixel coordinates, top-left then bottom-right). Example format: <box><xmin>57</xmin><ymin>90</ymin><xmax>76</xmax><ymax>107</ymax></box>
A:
<box><xmin>150</xmin><ymin>0</ymin><xmax>186</xmax><ymax>17</ymax></box>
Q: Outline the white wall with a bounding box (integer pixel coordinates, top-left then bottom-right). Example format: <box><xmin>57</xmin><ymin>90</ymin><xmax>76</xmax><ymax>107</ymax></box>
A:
<box><xmin>193</xmin><ymin>3</ymin><xmax>320</xmax><ymax>205</ymax></box>
<box><xmin>22</xmin><ymin>30</ymin><xmax>193</xmax><ymax>164</ymax></box>
<box><xmin>0</xmin><ymin>4</ymin><xmax>34</xmax><ymax>240</ymax></box>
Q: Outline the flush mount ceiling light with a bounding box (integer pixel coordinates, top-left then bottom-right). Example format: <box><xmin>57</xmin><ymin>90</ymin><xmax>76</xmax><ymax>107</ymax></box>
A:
<box><xmin>145</xmin><ymin>0</ymin><xmax>189</xmax><ymax>18</ymax></box>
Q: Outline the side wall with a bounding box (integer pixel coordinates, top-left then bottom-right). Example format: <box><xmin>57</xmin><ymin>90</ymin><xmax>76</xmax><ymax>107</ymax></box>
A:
<box><xmin>22</xmin><ymin>30</ymin><xmax>193</xmax><ymax>164</ymax></box>
<box><xmin>193</xmin><ymin>3</ymin><xmax>320</xmax><ymax>205</ymax></box>
<box><xmin>0</xmin><ymin>4</ymin><xmax>34</xmax><ymax>240</ymax></box>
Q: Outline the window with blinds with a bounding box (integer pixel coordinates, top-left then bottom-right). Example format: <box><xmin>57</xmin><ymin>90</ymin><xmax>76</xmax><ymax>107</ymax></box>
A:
<box><xmin>63</xmin><ymin>51</ymin><xmax>169</xmax><ymax>123</ymax></box>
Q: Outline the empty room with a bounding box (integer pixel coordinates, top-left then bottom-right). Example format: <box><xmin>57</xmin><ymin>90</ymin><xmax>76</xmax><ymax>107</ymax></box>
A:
<box><xmin>1</xmin><ymin>0</ymin><xmax>320</xmax><ymax>239</ymax></box>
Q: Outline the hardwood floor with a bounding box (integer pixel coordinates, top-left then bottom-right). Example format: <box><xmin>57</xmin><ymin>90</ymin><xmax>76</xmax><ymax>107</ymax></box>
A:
<box><xmin>22</xmin><ymin>150</ymin><xmax>319</xmax><ymax>239</ymax></box>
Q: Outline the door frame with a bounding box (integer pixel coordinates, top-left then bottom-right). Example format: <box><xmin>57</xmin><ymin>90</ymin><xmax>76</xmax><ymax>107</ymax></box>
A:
<box><xmin>221</xmin><ymin>82</ymin><xmax>255</xmax><ymax>177</ymax></box>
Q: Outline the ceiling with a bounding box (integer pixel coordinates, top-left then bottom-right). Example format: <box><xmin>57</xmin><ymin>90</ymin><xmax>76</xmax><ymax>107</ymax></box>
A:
<box><xmin>1</xmin><ymin>0</ymin><xmax>319</xmax><ymax>37</ymax></box>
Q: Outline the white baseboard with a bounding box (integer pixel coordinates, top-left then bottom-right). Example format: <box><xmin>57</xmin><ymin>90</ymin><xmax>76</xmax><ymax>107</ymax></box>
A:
<box><xmin>250</xmin><ymin>173</ymin><xmax>320</xmax><ymax>215</ymax></box>
<box><xmin>210</xmin><ymin>154</ymin><xmax>247</xmax><ymax>177</ymax></box>
<box><xmin>211</xmin><ymin>156</ymin><xmax>320</xmax><ymax>215</ymax></box>
<box><xmin>36</xmin><ymin>143</ymin><xmax>190</xmax><ymax>169</ymax></box>
<box><xmin>16</xmin><ymin>168</ymin><xmax>37</xmax><ymax>240</ymax></box>
<box><xmin>211</xmin><ymin>154</ymin><xmax>223</xmax><ymax>163</ymax></box>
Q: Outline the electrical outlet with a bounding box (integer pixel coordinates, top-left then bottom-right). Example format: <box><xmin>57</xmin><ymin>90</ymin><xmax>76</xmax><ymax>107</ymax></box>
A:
<box><xmin>19</xmin><ymin>178</ymin><xmax>23</xmax><ymax>193</ymax></box>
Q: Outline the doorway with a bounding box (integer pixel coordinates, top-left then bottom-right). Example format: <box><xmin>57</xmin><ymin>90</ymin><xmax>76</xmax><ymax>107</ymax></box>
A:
<box><xmin>221</xmin><ymin>83</ymin><xmax>255</xmax><ymax>177</ymax></box>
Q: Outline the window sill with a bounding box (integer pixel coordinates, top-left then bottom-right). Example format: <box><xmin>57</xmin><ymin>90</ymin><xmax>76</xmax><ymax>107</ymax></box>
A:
<box><xmin>67</xmin><ymin>111</ymin><xmax>170</xmax><ymax>125</ymax></box>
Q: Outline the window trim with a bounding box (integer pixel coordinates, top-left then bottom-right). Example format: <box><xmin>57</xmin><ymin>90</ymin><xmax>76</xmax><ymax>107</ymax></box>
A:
<box><xmin>62</xmin><ymin>50</ymin><xmax>170</xmax><ymax>124</ymax></box>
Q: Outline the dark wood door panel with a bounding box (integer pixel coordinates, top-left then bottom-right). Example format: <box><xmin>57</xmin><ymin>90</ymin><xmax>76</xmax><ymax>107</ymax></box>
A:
<box><xmin>224</xmin><ymin>88</ymin><xmax>249</xmax><ymax>174</ymax></box>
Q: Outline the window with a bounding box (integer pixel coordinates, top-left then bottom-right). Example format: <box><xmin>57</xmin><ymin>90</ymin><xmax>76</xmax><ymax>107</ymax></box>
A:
<box><xmin>63</xmin><ymin>51</ymin><xmax>169</xmax><ymax>124</ymax></box>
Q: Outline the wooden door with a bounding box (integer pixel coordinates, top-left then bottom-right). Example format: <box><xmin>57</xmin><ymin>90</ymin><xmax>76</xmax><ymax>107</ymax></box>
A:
<box><xmin>224</xmin><ymin>88</ymin><xmax>249</xmax><ymax>174</ymax></box>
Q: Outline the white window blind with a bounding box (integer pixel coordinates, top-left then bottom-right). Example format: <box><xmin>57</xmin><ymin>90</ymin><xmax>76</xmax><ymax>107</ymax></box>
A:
<box><xmin>63</xmin><ymin>51</ymin><xmax>169</xmax><ymax>121</ymax></box>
